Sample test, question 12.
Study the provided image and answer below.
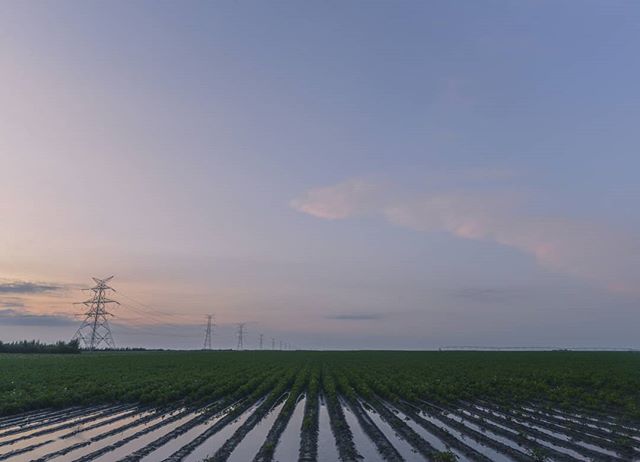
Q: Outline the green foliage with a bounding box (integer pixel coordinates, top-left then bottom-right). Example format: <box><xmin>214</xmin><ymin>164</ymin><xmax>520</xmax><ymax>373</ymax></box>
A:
<box><xmin>314</xmin><ymin>351</ymin><xmax>640</xmax><ymax>419</ymax></box>
<box><xmin>0</xmin><ymin>351</ymin><xmax>290</xmax><ymax>415</ymax></box>
<box><xmin>528</xmin><ymin>447</ymin><xmax>549</xmax><ymax>461</ymax></box>
<box><xmin>433</xmin><ymin>451</ymin><xmax>458</xmax><ymax>462</ymax></box>
<box><xmin>302</xmin><ymin>362</ymin><xmax>320</xmax><ymax>431</ymax></box>
<box><xmin>0</xmin><ymin>339</ymin><xmax>79</xmax><ymax>354</ymax></box>
<box><xmin>262</xmin><ymin>442</ymin><xmax>274</xmax><ymax>455</ymax></box>
<box><xmin>0</xmin><ymin>350</ymin><xmax>639</xmax><ymax>421</ymax></box>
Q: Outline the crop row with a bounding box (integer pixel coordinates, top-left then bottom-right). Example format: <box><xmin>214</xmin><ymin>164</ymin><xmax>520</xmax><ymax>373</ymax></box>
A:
<box><xmin>1</xmin><ymin>351</ymin><xmax>639</xmax><ymax>421</ymax></box>
<box><xmin>1</xmin><ymin>354</ymin><xmax>639</xmax><ymax>461</ymax></box>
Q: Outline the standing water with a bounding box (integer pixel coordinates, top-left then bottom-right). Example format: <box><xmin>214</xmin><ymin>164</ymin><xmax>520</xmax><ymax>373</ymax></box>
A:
<box><xmin>91</xmin><ymin>411</ymin><xmax>198</xmax><ymax>462</ymax></box>
<box><xmin>383</xmin><ymin>403</ymin><xmax>470</xmax><ymax>462</ymax></box>
<box><xmin>182</xmin><ymin>400</ymin><xmax>265</xmax><ymax>462</ymax></box>
<box><xmin>226</xmin><ymin>400</ymin><xmax>287</xmax><ymax>462</ymax></box>
<box><xmin>361</xmin><ymin>402</ymin><xmax>426</xmax><ymax>461</ymax></box>
<box><xmin>317</xmin><ymin>396</ymin><xmax>340</xmax><ymax>462</ymax></box>
<box><xmin>139</xmin><ymin>405</ymin><xmax>239</xmax><ymax>462</ymax></box>
<box><xmin>341</xmin><ymin>400</ymin><xmax>384</xmax><ymax>462</ymax></box>
<box><xmin>272</xmin><ymin>396</ymin><xmax>306</xmax><ymax>462</ymax></box>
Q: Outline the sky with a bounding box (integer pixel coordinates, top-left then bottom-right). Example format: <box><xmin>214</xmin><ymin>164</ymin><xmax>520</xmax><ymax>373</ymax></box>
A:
<box><xmin>1</xmin><ymin>1</ymin><xmax>639</xmax><ymax>349</ymax></box>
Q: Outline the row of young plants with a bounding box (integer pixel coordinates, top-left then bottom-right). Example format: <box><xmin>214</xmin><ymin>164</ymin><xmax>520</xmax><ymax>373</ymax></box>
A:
<box><xmin>122</xmin><ymin>368</ymin><xmax>292</xmax><ymax>462</ymax></box>
<box><xmin>2</xmin><ymin>351</ymin><xmax>640</xmax><ymax>462</ymax></box>
<box><xmin>299</xmin><ymin>362</ymin><xmax>320</xmax><ymax>462</ymax></box>
<box><xmin>0</xmin><ymin>351</ymin><xmax>302</xmax><ymax>414</ymax></box>
<box><xmin>328</xmin><ymin>365</ymin><xmax>478</xmax><ymax>462</ymax></box>
<box><xmin>205</xmin><ymin>364</ymin><xmax>303</xmax><ymax>462</ymax></box>
<box><xmin>2</xmin><ymin>350</ymin><xmax>639</xmax><ymax>422</ymax></box>
<box><xmin>253</xmin><ymin>365</ymin><xmax>310</xmax><ymax>461</ymax></box>
<box><xmin>316</xmin><ymin>351</ymin><xmax>640</xmax><ymax>420</ymax></box>
<box><xmin>323</xmin><ymin>357</ymin><xmax>639</xmax><ymax>461</ymax></box>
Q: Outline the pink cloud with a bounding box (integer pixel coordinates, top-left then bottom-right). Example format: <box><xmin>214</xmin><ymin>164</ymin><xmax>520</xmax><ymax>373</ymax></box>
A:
<box><xmin>289</xmin><ymin>178</ymin><xmax>382</xmax><ymax>220</ymax></box>
<box><xmin>292</xmin><ymin>179</ymin><xmax>640</xmax><ymax>295</ymax></box>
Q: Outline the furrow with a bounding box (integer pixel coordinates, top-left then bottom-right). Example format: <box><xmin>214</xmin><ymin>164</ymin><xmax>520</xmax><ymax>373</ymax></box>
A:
<box><xmin>0</xmin><ymin>408</ymin><xmax>81</xmax><ymax>431</ymax></box>
<box><xmin>526</xmin><ymin>402</ymin><xmax>640</xmax><ymax>438</ymax></box>
<box><xmin>0</xmin><ymin>438</ymin><xmax>54</xmax><ymax>461</ymax></box>
<box><xmin>115</xmin><ymin>401</ymin><xmax>241</xmax><ymax>462</ymax></box>
<box><xmin>322</xmin><ymin>373</ymin><xmax>361</xmax><ymax>462</ymax></box>
<box><xmin>157</xmin><ymin>395</ymin><xmax>265</xmax><ymax>462</ymax></box>
<box><xmin>342</xmin><ymin>398</ymin><xmax>403</xmax><ymax>462</ymax></box>
<box><xmin>298</xmin><ymin>382</ymin><xmax>319</xmax><ymax>462</ymax></box>
<box><xmin>253</xmin><ymin>393</ymin><xmax>302</xmax><ymax>462</ymax></box>
<box><xmin>255</xmin><ymin>367</ymin><xmax>310</xmax><ymax>462</ymax></box>
<box><xmin>447</xmin><ymin>401</ymin><xmax>624</xmax><ymax>462</ymax></box>
<box><xmin>393</xmin><ymin>401</ymin><xmax>493</xmax><ymax>462</ymax></box>
<box><xmin>0</xmin><ymin>405</ymin><xmax>135</xmax><ymax>448</ymax></box>
<box><xmin>366</xmin><ymin>398</ymin><xmax>443</xmax><ymax>460</ymax></box>
<box><xmin>205</xmin><ymin>392</ymin><xmax>290</xmax><ymax>462</ymax></box>
<box><xmin>69</xmin><ymin>408</ymin><xmax>195</xmax><ymax>462</ymax></box>
<box><xmin>30</xmin><ymin>408</ymin><xmax>173</xmax><ymax>462</ymax></box>
<box><xmin>0</xmin><ymin>404</ymin><xmax>113</xmax><ymax>440</ymax></box>
<box><xmin>483</xmin><ymin>403</ymin><xmax>639</xmax><ymax>458</ymax></box>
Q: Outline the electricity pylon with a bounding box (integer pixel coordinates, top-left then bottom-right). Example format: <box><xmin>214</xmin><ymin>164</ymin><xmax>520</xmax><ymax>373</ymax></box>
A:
<box><xmin>236</xmin><ymin>323</ymin><xmax>246</xmax><ymax>350</ymax></box>
<box><xmin>272</xmin><ymin>338</ymin><xmax>276</xmax><ymax>350</ymax></box>
<box><xmin>72</xmin><ymin>276</ymin><xmax>118</xmax><ymax>350</ymax></box>
<box><xmin>259</xmin><ymin>333</ymin><xmax>264</xmax><ymax>350</ymax></box>
<box><xmin>203</xmin><ymin>314</ymin><xmax>214</xmax><ymax>350</ymax></box>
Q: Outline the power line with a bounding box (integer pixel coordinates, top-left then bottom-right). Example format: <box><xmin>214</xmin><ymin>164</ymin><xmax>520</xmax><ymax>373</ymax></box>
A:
<box><xmin>117</xmin><ymin>302</ymin><xmax>185</xmax><ymax>326</ymax></box>
<box><xmin>116</xmin><ymin>330</ymin><xmax>197</xmax><ymax>338</ymax></box>
<box><xmin>116</xmin><ymin>291</ymin><xmax>199</xmax><ymax>324</ymax></box>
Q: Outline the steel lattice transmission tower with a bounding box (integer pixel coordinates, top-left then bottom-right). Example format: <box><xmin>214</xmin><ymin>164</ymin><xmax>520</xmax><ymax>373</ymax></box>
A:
<box><xmin>259</xmin><ymin>333</ymin><xmax>264</xmax><ymax>350</ymax></box>
<box><xmin>72</xmin><ymin>276</ymin><xmax>119</xmax><ymax>350</ymax></box>
<box><xmin>236</xmin><ymin>323</ymin><xmax>246</xmax><ymax>350</ymax></box>
<box><xmin>203</xmin><ymin>314</ymin><xmax>214</xmax><ymax>350</ymax></box>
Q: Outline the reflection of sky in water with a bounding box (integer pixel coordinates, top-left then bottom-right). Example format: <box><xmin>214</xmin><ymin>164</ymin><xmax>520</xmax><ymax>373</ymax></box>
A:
<box><xmin>0</xmin><ymin>400</ymin><xmax>633</xmax><ymax>462</ymax></box>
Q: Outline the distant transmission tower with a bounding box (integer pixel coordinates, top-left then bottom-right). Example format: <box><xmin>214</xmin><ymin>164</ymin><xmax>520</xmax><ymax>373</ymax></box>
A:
<box><xmin>272</xmin><ymin>338</ymin><xmax>275</xmax><ymax>350</ymax></box>
<box><xmin>236</xmin><ymin>323</ymin><xmax>246</xmax><ymax>350</ymax></box>
<box><xmin>72</xmin><ymin>276</ymin><xmax>119</xmax><ymax>350</ymax></box>
<box><xmin>203</xmin><ymin>314</ymin><xmax>214</xmax><ymax>350</ymax></box>
<box><xmin>259</xmin><ymin>334</ymin><xmax>264</xmax><ymax>350</ymax></box>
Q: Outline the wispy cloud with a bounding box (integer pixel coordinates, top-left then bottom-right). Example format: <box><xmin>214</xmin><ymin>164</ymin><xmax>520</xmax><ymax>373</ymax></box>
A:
<box><xmin>449</xmin><ymin>287</ymin><xmax>524</xmax><ymax>303</ymax></box>
<box><xmin>290</xmin><ymin>178</ymin><xmax>383</xmax><ymax>220</ymax></box>
<box><xmin>0</xmin><ymin>280</ymin><xmax>65</xmax><ymax>294</ymax></box>
<box><xmin>0</xmin><ymin>308</ymin><xmax>77</xmax><ymax>326</ymax></box>
<box><xmin>292</xmin><ymin>178</ymin><xmax>640</xmax><ymax>295</ymax></box>
<box><xmin>0</xmin><ymin>297</ymin><xmax>25</xmax><ymax>308</ymax></box>
<box><xmin>325</xmin><ymin>313</ymin><xmax>384</xmax><ymax>320</ymax></box>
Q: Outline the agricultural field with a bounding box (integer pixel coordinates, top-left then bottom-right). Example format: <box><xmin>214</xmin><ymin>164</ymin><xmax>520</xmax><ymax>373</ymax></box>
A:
<box><xmin>0</xmin><ymin>351</ymin><xmax>639</xmax><ymax>461</ymax></box>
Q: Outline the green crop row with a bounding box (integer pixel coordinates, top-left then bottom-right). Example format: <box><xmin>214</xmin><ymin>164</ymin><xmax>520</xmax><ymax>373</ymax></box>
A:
<box><xmin>1</xmin><ymin>350</ymin><xmax>638</xmax><ymax>420</ymax></box>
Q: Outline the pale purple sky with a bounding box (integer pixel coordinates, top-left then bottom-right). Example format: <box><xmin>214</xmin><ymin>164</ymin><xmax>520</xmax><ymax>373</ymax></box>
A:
<box><xmin>1</xmin><ymin>1</ymin><xmax>639</xmax><ymax>349</ymax></box>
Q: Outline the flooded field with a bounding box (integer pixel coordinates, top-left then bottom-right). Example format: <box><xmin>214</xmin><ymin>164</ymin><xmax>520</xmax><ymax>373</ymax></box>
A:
<box><xmin>2</xmin><ymin>351</ymin><xmax>640</xmax><ymax>461</ymax></box>
<box><xmin>0</xmin><ymin>397</ymin><xmax>637</xmax><ymax>461</ymax></box>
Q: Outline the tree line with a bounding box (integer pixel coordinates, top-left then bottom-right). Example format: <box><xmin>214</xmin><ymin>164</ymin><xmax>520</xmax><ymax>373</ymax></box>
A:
<box><xmin>0</xmin><ymin>339</ymin><xmax>80</xmax><ymax>354</ymax></box>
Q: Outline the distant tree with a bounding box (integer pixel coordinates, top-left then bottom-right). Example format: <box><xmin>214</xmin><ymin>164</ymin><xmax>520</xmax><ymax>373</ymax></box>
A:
<box><xmin>0</xmin><ymin>339</ymin><xmax>80</xmax><ymax>354</ymax></box>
